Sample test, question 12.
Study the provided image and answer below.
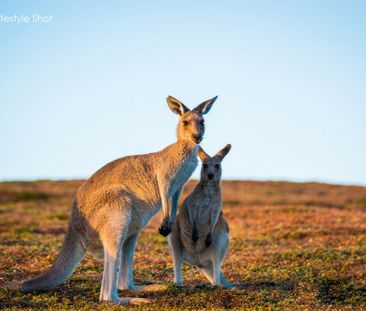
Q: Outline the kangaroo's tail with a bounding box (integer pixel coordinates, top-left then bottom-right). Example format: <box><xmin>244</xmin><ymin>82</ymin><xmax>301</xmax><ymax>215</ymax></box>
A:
<box><xmin>22</xmin><ymin>211</ymin><xmax>86</xmax><ymax>292</ymax></box>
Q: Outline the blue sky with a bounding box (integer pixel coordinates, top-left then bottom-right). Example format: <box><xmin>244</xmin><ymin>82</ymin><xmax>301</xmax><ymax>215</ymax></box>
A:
<box><xmin>1</xmin><ymin>1</ymin><xmax>365</xmax><ymax>185</ymax></box>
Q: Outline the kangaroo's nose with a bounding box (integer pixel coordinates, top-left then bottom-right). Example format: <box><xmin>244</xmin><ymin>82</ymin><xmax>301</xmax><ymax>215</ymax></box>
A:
<box><xmin>208</xmin><ymin>173</ymin><xmax>214</xmax><ymax>180</ymax></box>
<box><xmin>192</xmin><ymin>134</ymin><xmax>201</xmax><ymax>143</ymax></box>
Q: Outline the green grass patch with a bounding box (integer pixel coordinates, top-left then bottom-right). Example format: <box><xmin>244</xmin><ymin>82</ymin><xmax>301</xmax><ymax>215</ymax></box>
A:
<box><xmin>15</xmin><ymin>191</ymin><xmax>49</xmax><ymax>202</ymax></box>
<box><xmin>273</xmin><ymin>248</ymin><xmax>365</xmax><ymax>262</ymax></box>
<box><xmin>317</xmin><ymin>278</ymin><xmax>366</xmax><ymax>305</ymax></box>
<box><xmin>47</xmin><ymin>213</ymin><xmax>69</xmax><ymax>221</ymax></box>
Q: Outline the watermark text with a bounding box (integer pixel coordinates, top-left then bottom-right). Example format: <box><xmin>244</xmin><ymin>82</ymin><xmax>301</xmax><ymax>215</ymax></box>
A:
<box><xmin>0</xmin><ymin>14</ymin><xmax>53</xmax><ymax>24</ymax></box>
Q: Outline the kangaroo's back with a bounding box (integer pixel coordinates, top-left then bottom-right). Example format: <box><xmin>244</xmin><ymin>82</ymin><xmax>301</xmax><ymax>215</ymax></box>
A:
<box><xmin>77</xmin><ymin>152</ymin><xmax>161</xmax><ymax>205</ymax></box>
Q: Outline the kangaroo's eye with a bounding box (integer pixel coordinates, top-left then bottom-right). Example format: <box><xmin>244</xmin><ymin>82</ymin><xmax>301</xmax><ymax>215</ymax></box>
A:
<box><xmin>183</xmin><ymin>120</ymin><xmax>189</xmax><ymax>126</ymax></box>
<box><xmin>215</xmin><ymin>164</ymin><xmax>220</xmax><ymax>169</ymax></box>
<box><xmin>203</xmin><ymin>164</ymin><xmax>208</xmax><ymax>169</ymax></box>
<box><xmin>199</xmin><ymin>120</ymin><xmax>204</xmax><ymax>125</ymax></box>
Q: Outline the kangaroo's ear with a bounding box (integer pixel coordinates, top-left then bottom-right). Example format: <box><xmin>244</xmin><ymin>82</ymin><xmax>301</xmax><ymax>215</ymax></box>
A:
<box><xmin>198</xmin><ymin>147</ymin><xmax>210</xmax><ymax>162</ymax></box>
<box><xmin>215</xmin><ymin>144</ymin><xmax>232</xmax><ymax>161</ymax></box>
<box><xmin>167</xmin><ymin>96</ymin><xmax>190</xmax><ymax>116</ymax></box>
<box><xmin>193</xmin><ymin>96</ymin><xmax>218</xmax><ymax>115</ymax></box>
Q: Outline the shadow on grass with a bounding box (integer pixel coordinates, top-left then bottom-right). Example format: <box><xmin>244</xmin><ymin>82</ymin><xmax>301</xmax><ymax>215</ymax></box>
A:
<box><xmin>0</xmin><ymin>278</ymin><xmax>297</xmax><ymax>309</ymax></box>
<box><xmin>0</xmin><ymin>278</ymin><xmax>99</xmax><ymax>309</ymax></box>
<box><xmin>4</xmin><ymin>277</ymin><xmax>366</xmax><ymax>308</ymax></box>
<box><xmin>316</xmin><ymin>278</ymin><xmax>366</xmax><ymax>305</ymax></box>
<box><xmin>193</xmin><ymin>280</ymin><xmax>296</xmax><ymax>291</ymax></box>
<box><xmin>233</xmin><ymin>280</ymin><xmax>296</xmax><ymax>291</ymax></box>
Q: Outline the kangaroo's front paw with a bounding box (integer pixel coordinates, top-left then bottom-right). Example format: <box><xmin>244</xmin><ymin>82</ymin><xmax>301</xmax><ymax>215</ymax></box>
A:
<box><xmin>159</xmin><ymin>224</ymin><xmax>171</xmax><ymax>236</ymax></box>
<box><xmin>159</xmin><ymin>218</ymin><xmax>172</xmax><ymax>236</ymax></box>
<box><xmin>192</xmin><ymin>226</ymin><xmax>198</xmax><ymax>243</ymax></box>
<box><xmin>205</xmin><ymin>233</ymin><xmax>212</xmax><ymax>247</ymax></box>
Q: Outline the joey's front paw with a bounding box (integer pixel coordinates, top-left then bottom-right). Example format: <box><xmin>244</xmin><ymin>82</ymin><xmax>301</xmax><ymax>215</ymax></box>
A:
<box><xmin>205</xmin><ymin>233</ymin><xmax>212</xmax><ymax>247</ymax></box>
<box><xmin>159</xmin><ymin>218</ymin><xmax>172</xmax><ymax>237</ymax></box>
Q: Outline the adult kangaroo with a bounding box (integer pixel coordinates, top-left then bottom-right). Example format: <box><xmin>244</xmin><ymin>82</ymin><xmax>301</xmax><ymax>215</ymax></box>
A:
<box><xmin>22</xmin><ymin>96</ymin><xmax>218</xmax><ymax>305</ymax></box>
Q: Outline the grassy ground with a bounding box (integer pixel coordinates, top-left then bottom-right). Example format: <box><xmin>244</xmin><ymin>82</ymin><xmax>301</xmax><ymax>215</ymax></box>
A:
<box><xmin>1</xmin><ymin>180</ymin><xmax>366</xmax><ymax>310</ymax></box>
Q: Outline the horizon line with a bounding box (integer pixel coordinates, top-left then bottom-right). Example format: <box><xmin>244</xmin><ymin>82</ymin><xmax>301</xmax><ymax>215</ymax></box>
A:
<box><xmin>1</xmin><ymin>176</ymin><xmax>365</xmax><ymax>188</ymax></box>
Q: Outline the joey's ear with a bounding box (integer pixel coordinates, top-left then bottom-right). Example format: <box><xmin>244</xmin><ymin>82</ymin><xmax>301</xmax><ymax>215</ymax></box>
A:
<box><xmin>215</xmin><ymin>144</ymin><xmax>232</xmax><ymax>161</ymax></box>
<box><xmin>193</xmin><ymin>96</ymin><xmax>218</xmax><ymax>115</ymax></box>
<box><xmin>167</xmin><ymin>96</ymin><xmax>190</xmax><ymax>116</ymax></box>
<box><xmin>198</xmin><ymin>147</ymin><xmax>210</xmax><ymax>162</ymax></box>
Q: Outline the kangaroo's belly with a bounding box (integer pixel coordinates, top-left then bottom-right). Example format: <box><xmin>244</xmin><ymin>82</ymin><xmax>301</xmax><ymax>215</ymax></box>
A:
<box><xmin>179</xmin><ymin>225</ymin><xmax>230</xmax><ymax>268</ymax></box>
<box><xmin>183</xmin><ymin>251</ymin><xmax>212</xmax><ymax>268</ymax></box>
<box><xmin>129</xmin><ymin>201</ymin><xmax>162</xmax><ymax>233</ymax></box>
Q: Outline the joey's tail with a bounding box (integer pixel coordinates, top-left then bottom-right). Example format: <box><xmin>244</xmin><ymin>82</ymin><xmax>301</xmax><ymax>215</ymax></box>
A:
<box><xmin>22</xmin><ymin>221</ymin><xmax>86</xmax><ymax>292</ymax></box>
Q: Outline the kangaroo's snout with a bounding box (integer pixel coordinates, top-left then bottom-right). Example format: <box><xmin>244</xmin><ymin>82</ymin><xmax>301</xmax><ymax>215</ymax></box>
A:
<box><xmin>192</xmin><ymin>134</ymin><xmax>202</xmax><ymax>144</ymax></box>
<box><xmin>207</xmin><ymin>173</ymin><xmax>214</xmax><ymax>180</ymax></box>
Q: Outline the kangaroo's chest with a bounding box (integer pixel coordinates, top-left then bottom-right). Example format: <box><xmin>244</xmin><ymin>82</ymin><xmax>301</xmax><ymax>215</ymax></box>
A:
<box><xmin>169</xmin><ymin>156</ymin><xmax>198</xmax><ymax>196</ymax></box>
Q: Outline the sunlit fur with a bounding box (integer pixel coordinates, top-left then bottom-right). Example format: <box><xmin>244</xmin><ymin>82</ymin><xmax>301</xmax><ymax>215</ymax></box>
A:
<box><xmin>168</xmin><ymin>144</ymin><xmax>232</xmax><ymax>287</ymax></box>
<box><xmin>21</xmin><ymin>96</ymin><xmax>217</xmax><ymax>305</ymax></box>
<box><xmin>177</xmin><ymin>111</ymin><xmax>205</xmax><ymax>144</ymax></box>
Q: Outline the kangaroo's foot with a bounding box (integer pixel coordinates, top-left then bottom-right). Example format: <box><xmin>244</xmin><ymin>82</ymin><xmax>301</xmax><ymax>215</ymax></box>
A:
<box><xmin>117</xmin><ymin>281</ymin><xmax>137</xmax><ymax>291</ymax></box>
<box><xmin>222</xmin><ymin>280</ymin><xmax>234</xmax><ymax>288</ymax></box>
<box><xmin>102</xmin><ymin>296</ymin><xmax>151</xmax><ymax>305</ymax></box>
<box><xmin>119</xmin><ymin>284</ymin><xmax>168</xmax><ymax>292</ymax></box>
<box><xmin>131</xmin><ymin>284</ymin><xmax>169</xmax><ymax>292</ymax></box>
<box><xmin>118</xmin><ymin>283</ymin><xmax>146</xmax><ymax>291</ymax></box>
<box><xmin>117</xmin><ymin>297</ymin><xmax>151</xmax><ymax>305</ymax></box>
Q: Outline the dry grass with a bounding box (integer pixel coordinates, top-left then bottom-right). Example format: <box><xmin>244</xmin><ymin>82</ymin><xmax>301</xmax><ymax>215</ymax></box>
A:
<box><xmin>1</xmin><ymin>180</ymin><xmax>366</xmax><ymax>310</ymax></box>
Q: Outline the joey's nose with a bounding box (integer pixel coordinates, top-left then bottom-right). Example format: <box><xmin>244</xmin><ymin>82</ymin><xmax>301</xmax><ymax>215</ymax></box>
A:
<box><xmin>208</xmin><ymin>173</ymin><xmax>214</xmax><ymax>180</ymax></box>
<box><xmin>192</xmin><ymin>134</ymin><xmax>202</xmax><ymax>143</ymax></box>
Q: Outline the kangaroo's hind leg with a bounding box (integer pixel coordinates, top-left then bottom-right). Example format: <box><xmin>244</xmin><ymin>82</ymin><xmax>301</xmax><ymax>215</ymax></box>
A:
<box><xmin>168</xmin><ymin>230</ymin><xmax>184</xmax><ymax>286</ymax></box>
<box><xmin>118</xmin><ymin>232</ymin><xmax>139</xmax><ymax>290</ymax></box>
<box><xmin>200</xmin><ymin>246</ymin><xmax>223</xmax><ymax>286</ymax></box>
<box><xmin>98</xmin><ymin>205</ymin><xmax>129</xmax><ymax>302</ymax></box>
<box><xmin>200</xmin><ymin>262</ymin><xmax>232</xmax><ymax>288</ymax></box>
<box><xmin>118</xmin><ymin>231</ymin><xmax>169</xmax><ymax>293</ymax></box>
<box><xmin>98</xmin><ymin>198</ymin><xmax>149</xmax><ymax>305</ymax></box>
<box><xmin>201</xmin><ymin>235</ymin><xmax>232</xmax><ymax>288</ymax></box>
<box><xmin>200</xmin><ymin>265</ymin><xmax>232</xmax><ymax>288</ymax></box>
<box><xmin>219</xmin><ymin>272</ymin><xmax>233</xmax><ymax>288</ymax></box>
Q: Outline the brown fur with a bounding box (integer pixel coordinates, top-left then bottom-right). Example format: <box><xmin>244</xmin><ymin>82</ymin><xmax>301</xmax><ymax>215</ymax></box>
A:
<box><xmin>22</xmin><ymin>96</ymin><xmax>218</xmax><ymax>304</ymax></box>
<box><xmin>168</xmin><ymin>144</ymin><xmax>232</xmax><ymax>287</ymax></box>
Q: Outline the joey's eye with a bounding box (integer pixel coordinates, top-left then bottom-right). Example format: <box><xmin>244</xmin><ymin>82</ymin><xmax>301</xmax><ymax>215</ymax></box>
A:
<box><xmin>183</xmin><ymin>120</ymin><xmax>189</xmax><ymax>126</ymax></box>
<box><xmin>215</xmin><ymin>164</ymin><xmax>220</xmax><ymax>169</ymax></box>
<box><xmin>203</xmin><ymin>164</ymin><xmax>208</xmax><ymax>169</ymax></box>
